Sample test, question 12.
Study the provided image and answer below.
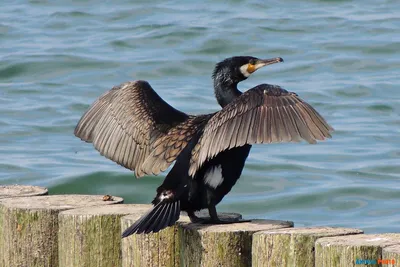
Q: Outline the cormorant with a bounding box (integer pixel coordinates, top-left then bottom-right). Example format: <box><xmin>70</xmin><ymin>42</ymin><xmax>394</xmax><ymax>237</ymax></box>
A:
<box><xmin>74</xmin><ymin>56</ymin><xmax>333</xmax><ymax>237</ymax></box>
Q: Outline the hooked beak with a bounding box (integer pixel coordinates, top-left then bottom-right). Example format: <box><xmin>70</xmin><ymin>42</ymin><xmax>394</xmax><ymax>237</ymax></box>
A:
<box><xmin>244</xmin><ymin>57</ymin><xmax>284</xmax><ymax>75</ymax></box>
<box><xmin>254</xmin><ymin>57</ymin><xmax>284</xmax><ymax>70</ymax></box>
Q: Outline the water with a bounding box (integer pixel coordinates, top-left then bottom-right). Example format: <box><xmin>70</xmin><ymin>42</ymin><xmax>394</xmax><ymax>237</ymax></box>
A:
<box><xmin>1</xmin><ymin>0</ymin><xmax>399</xmax><ymax>233</ymax></box>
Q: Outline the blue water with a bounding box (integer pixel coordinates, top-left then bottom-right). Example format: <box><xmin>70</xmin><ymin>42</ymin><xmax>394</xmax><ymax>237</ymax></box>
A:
<box><xmin>1</xmin><ymin>1</ymin><xmax>399</xmax><ymax>233</ymax></box>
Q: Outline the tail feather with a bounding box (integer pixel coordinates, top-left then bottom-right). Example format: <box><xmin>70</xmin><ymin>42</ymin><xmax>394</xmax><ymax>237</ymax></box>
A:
<box><xmin>138</xmin><ymin>204</ymin><xmax>165</xmax><ymax>234</ymax></box>
<box><xmin>122</xmin><ymin>200</ymin><xmax>180</xmax><ymax>238</ymax></box>
<box><xmin>167</xmin><ymin>202</ymin><xmax>176</xmax><ymax>226</ymax></box>
<box><xmin>152</xmin><ymin>203</ymin><xmax>171</xmax><ymax>233</ymax></box>
<box><xmin>172</xmin><ymin>201</ymin><xmax>180</xmax><ymax>223</ymax></box>
<box><xmin>146</xmin><ymin>203</ymin><xmax>169</xmax><ymax>234</ymax></box>
<box><xmin>122</xmin><ymin>204</ymin><xmax>163</xmax><ymax>236</ymax></box>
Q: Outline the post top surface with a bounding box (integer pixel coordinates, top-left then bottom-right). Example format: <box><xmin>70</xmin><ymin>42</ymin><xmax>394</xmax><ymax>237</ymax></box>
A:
<box><xmin>0</xmin><ymin>194</ymin><xmax>123</xmax><ymax>210</ymax></box>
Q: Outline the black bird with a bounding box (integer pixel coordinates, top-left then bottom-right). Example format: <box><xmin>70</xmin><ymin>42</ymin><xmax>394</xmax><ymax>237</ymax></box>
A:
<box><xmin>74</xmin><ymin>56</ymin><xmax>333</xmax><ymax>237</ymax></box>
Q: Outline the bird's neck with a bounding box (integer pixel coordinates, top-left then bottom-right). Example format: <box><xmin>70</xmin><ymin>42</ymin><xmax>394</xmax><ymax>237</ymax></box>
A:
<box><xmin>214</xmin><ymin>79</ymin><xmax>242</xmax><ymax>108</ymax></box>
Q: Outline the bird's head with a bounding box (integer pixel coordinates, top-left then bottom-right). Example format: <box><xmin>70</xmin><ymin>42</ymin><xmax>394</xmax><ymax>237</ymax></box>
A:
<box><xmin>212</xmin><ymin>56</ymin><xmax>284</xmax><ymax>85</ymax></box>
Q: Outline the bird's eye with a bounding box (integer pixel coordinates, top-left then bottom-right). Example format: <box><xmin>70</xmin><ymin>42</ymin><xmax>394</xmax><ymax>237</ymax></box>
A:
<box><xmin>249</xmin><ymin>59</ymin><xmax>257</xmax><ymax>65</ymax></box>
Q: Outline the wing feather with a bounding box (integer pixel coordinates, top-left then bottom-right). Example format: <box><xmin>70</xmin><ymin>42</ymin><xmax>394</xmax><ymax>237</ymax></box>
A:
<box><xmin>75</xmin><ymin>80</ymin><xmax>196</xmax><ymax>178</ymax></box>
<box><xmin>138</xmin><ymin>114</ymin><xmax>211</xmax><ymax>176</ymax></box>
<box><xmin>270</xmin><ymin>106</ymin><xmax>279</xmax><ymax>143</ymax></box>
<box><xmin>189</xmin><ymin>84</ymin><xmax>333</xmax><ymax>176</ymax></box>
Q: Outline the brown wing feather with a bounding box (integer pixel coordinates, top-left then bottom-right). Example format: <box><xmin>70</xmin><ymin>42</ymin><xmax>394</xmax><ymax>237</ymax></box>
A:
<box><xmin>140</xmin><ymin>115</ymin><xmax>211</xmax><ymax>175</ymax></box>
<box><xmin>189</xmin><ymin>84</ymin><xmax>334</xmax><ymax>176</ymax></box>
<box><xmin>74</xmin><ymin>80</ymin><xmax>191</xmax><ymax>178</ymax></box>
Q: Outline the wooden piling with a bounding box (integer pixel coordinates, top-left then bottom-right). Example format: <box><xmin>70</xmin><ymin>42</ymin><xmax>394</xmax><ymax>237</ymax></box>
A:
<box><xmin>0</xmin><ymin>194</ymin><xmax>123</xmax><ymax>267</ymax></box>
<box><xmin>315</xmin><ymin>233</ymin><xmax>400</xmax><ymax>267</ymax></box>
<box><xmin>0</xmin><ymin>185</ymin><xmax>48</xmax><ymax>199</ymax></box>
<box><xmin>0</xmin><ymin>184</ymin><xmax>398</xmax><ymax>267</ymax></box>
<box><xmin>121</xmin><ymin>212</ymin><xmax>242</xmax><ymax>267</ymax></box>
<box><xmin>180</xmin><ymin>219</ymin><xmax>294</xmax><ymax>267</ymax></box>
<box><xmin>121</xmin><ymin>211</ymin><xmax>189</xmax><ymax>267</ymax></box>
<box><xmin>252</xmin><ymin>227</ymin><xmax>363</xmax><ymax>267</ymax></box>
<box><xmin>58</xmin><ymin>204</ymin><xmax>150</xmax><ymax>267</ymax></box>
<box><xmin>383</xmin><ymin>245</ymin><xmax>400</xmax><ymax>267</ymax></box>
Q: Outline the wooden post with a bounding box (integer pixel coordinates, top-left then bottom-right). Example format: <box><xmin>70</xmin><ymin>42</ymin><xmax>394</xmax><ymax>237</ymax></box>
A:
<box><xmin>315</xmin><ymin>233</ymin><xmax>400</xmax><ymax>267</ymax></box>
<box><xmin>58</xmin><ymin>204</ymin><xmax>150</xmax><ymax>267</ymax></box>
<box><xmin>180</xmin><ymin>219</ymin><xmax>294</xmax><ymax>267</ymax></box>
<box><xmin>121</xmin><ymin>211</ymin><xmax>242</xmax><ymax>267</ymax></box>
<box><xmin>252</xmin><ymin>227</ymin><xmax>363</xmax><ymax>267</ymax></box>
<box><xmin>0</xmin><ymin>194</ymin><xmax>123</xmax><ymax>267</ymax></box>
<box><xmin>0</xmin><ymin>185</ymin><xmax>48</xmax><ymax>199</ymax></box>
<box><xmin>383</xmin><ymin>245</ymin><xmax>400</xmax><ymax>267</ymax></box>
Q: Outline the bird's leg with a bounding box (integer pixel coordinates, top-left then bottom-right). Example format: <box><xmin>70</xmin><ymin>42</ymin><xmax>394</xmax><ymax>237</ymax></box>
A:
<box><xmin>208</xmin><ymin>204</ymin><xmax>224</xmax><ymax>222</ymax></box>
<box><xmin>187</xmin><ymin>210</ymin><xmax>206</xmax><ymax>223</ymax></box>
<box><xmin>198</xmin><ymin>204</ymin><xmax>251</xmax><ymax>224</ymax></box>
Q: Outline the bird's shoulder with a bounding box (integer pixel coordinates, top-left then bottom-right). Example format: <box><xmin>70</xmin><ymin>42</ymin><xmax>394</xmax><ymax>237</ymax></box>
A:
<box><xmin>207</xmin><ymin>84</ymin><xmax>296</xmax><ymax>125</ymax></box>
<box><xmin>244</xmin><ymin>83</ymin><xmax>296</xmax><ymax>98</ymax></box>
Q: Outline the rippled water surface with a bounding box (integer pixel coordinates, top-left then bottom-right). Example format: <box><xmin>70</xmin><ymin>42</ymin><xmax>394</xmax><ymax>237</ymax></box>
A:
<box><xmin>1</xmin><ymin>0</ymin><xmax>399</xmax><ymax>233</ymax></box>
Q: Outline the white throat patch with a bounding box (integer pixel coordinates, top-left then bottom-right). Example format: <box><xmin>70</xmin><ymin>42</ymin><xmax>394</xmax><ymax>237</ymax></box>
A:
<box><xmin>204</xmin><ymin>165</ymin><xmax>224</xmax><ymax>189</ymax></box>
<box><xmin>239</xmin><ymin>64</ymin><xmax>251</xmax><ymax>77</ymax></box>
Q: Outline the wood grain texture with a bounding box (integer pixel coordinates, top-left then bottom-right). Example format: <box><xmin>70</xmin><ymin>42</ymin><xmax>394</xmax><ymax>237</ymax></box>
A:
<box><xmin>315</xmin><ymin>233</ymin><xmax>400</xmax><ymax>267</ymax></box>
<box><xmin>382</xmin><ymin>245</ymin><xmax>400</xmax><ymax>267</ymax></box>
<box><xmin>252</xmin><ymin>227</ymin><xmax>363</xmax><ymax>267</ymax></box>
<box><xmin>0</xmin><ymin>195</ymin><xmax>123</xmax><ymax>267</ymax></box>
<box><xmin>121</xmin><ymin>212</ymin><xmax>241</xmax><ymax>267</ymax></box>
<box><xmin>0</xmin><ymin>185</ymin><xmax>48</xmax><ymax>199</ymax></box>
<box><xmin>58</xmin><ymin>204</ymin><xmax>149</xmax><ymax>267</ymax></box>
<box><xmin>180</xmin><ymin>219</ymin><xmax>294</xmax><ymax>267</ymax></box>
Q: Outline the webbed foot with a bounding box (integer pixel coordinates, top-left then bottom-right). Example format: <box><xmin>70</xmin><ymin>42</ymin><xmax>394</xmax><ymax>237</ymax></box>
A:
<box><xmin>199</xmin><ymin>218</ymin><xmax>251</xmax><ymax>224</ymax></box>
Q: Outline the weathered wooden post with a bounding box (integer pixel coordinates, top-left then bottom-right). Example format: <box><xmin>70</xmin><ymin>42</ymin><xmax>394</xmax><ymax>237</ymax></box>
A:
<box><xmin>58</xmin><ymin>204</ymin><xmax>150</xmax><ymax>267</ymax></box>
<box><xmin>315</xmin><ymin>233</ymin><xmax>400</xmax><ymax>266</ymax></box>
<box><xmin>1</xmin><ymin>184</ymin><xmax>398</xmax><ymax>267</ymax></box>
<box><xmin>252</xmin><ymin>227</ymin><xmax>363</xmax><ymax>266</ymax></box>
<box><xmin>0</xmin><ymin>194</ymin><xmax>123</xmax><ymax>267</ymax></box>
<box><xmin>383</xmin><ymin>245</ymin><xmax>400</xmax><ymax>267</ymax></box>
<box><xmin>180</xmin><ymin>219</ymin><xmax>294</xmax><ymax>267</ymax></box>
<box><xmin>121</xmin><ymin>212</ymin><xmax>242</xmax><ymax>267</ymax></box>
<box><xmin>0</xmin><ymin>185</ymin><xmax>48</xmax><ymax>199</ymax></box>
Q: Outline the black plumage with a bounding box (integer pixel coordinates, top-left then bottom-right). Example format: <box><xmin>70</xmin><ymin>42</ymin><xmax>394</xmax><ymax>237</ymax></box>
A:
<box><xmin>74</xmin><ymin>56</ymin><xmax>333</xmax><ymax>237</ymax></box>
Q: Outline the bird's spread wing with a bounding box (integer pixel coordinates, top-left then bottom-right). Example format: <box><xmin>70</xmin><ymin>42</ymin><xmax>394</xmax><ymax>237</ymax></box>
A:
<box><xmin>140</xmin><ymin>114</ymin><xmax>211</xmax><ymax>176</ymax></box>
<box><xmin>189</xmin><ymin>84</ymin><xmax>334</xmax><ymax>176</ymax></box>
<box><xmin>74</xmin><ymin>80</ymin><xmax>194</xmax><ymax>178</ymax></box>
